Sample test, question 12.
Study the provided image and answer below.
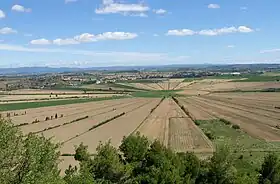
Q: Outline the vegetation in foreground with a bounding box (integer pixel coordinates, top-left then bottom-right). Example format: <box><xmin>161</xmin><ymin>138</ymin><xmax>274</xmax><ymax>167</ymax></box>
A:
<box><xmin>0</xmin><ymin>96</ymin><xmax>126</xmax><ymax>111</ymax></box>
<box><xmin>197</xmin><ymin>119</ymin><xmax>280</xmax><ymax>179</ymax></box>
<box><xmin>1</xmin><ymin>118</ymin><xmax>280</xmax><ymax>184</ymax></box>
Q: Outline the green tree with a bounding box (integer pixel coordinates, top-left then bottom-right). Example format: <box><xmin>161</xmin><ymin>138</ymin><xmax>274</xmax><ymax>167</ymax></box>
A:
<box><xmin>202</xmin><ymin>145</ymin><xmax>237</xmax><ymax>184</ymax></box>
<box><xmin>132</xmin><ymin>140</ymin><xmax>183</xmax><ymax>183</ymax></box>
<box><xmin>90</xmin><ymin>142</ymin><xmax>126</xmax><ymax>183</ymax></box>
<box><xmin>259</xmin><ymin>153</ymin><xmax>280</xmax><ymax>184</ymax></box>
<box><xmin>74</xmin><ymin>143</ymin><xmax>91</xmax><ymax>162</ymax></box>
<box><xmin>0</xmin><ymin>118</ymin><xmax>64</xmax><ymax>184</ymax></box>
<box><xmin>119</xmin><ymin>132</ymin><xmax>149</xmax><ymax>163</ymax></box>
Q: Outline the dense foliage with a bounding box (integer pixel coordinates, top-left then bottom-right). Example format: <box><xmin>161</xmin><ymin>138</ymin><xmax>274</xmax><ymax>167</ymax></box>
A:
<box><xmin>1</xmin><ymin>118</ymin><xmax>280</xmax><ymax>184</ymax></box>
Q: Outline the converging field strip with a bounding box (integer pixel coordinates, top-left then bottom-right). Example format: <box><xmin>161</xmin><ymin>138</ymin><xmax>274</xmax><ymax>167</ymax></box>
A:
<box><xmin>200</xmin><ymin>96</ymin><xmax>280</xmax><ymax>120</ymax></box>
<box><xmin>60</xmin><ymin>98</ymin><xmax>160</xmax><ymax>154</ymax></box>
<box><xmin>189</xmin><ymin>97</ymin><xmax>280</xmax><ymax>141</ymax></box>
<box><xmin>10</xmin><ymin>98</ymin><xmax>137</xmax><ymax>126</ymax></box>
<box><xmin>59</xmin><ymin>99</ymin><xmax>155</xmax><ymax>144</ymax></box>
<box><xmin>21</xmin><ymin>98</ymin><xmax>147</xmax><ymax>135</ymax></box>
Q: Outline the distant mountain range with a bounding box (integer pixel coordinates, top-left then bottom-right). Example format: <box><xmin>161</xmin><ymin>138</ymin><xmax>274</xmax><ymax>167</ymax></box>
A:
<box><xmin>0</xmin><ymin>64</ymin><xmax>279</xmax><ymax>75</ymax></box>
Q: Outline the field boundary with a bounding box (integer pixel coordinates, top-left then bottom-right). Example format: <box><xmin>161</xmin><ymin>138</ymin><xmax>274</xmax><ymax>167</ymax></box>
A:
<box><xmin>61</xmin><ymin>100</ymin><xmax>154</xmax><ymax>144</ymax></box>
<box><xmin>0</xmin><ymin>96</ymin><xmax>128</xmax><ymax>112</ymax></box>
<box><xmin>130</xmin><ymin>97</ymin><xmax>165</xmax><ymax>135</ymax></box>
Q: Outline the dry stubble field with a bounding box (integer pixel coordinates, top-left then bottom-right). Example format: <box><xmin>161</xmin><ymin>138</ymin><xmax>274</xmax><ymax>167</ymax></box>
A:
<box><xmin>2</xmin><ymin>78</ymin><xmax>280</xmax><ymax>173</ymax></box>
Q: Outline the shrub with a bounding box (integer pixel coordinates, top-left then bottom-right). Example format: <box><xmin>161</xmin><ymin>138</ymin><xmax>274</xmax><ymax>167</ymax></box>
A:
<box><xmin>61</xmin><ymin>153</ymin><xmax>74</xmax><ymax>156</ymax></box>
<box><xmin>194</xmin><ymin>120</ymin><xmax>200</xmax><ymax>126</ymax></box>
<box><xmin>220</xmin><ymin>118</ymin><xmax>231</xmax><ymax>125</ymax></box>
<box><xmin>232</xmin><ymin>124</ymin><xmax>240</xmax><ymax>130</ymax></box>
<box><xmin>205</xmin><ymin>131</ymin><xmax>215</xmax><ymax>140</ymax></box>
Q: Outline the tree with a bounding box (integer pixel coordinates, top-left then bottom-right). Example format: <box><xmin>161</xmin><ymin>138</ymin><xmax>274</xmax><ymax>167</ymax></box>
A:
<box><xmin>90</xmin><ymin>142</ymin><xmax>126</xmax><ymax>183</ymax></box>
<box><xmin>119</xmin><ymin>132</ymin><xmax>149</xmax><ymax>163</ymax></box>
<box><xmin>74</xmin><ymin>143</ymin><xmax>91</xmax><ymax>162</ymax></box>
<box><xmin>0</xmin><ymin>118</ymin><xmax>64</xmax><ymax>184</ymax></box>
<box><xmin>132</xmin><ymin>140</ymin><xmax>183</xmax><ymax>184</ymax></box>
<box><xmin>202</xmin><ymin>145</ymin><xmax>237</xmax><ymax>184</ymax></box>
<box><xmin>259</xmin><ymin>153</ymin><xmax>280</xmax><ymax>184</ymax></box>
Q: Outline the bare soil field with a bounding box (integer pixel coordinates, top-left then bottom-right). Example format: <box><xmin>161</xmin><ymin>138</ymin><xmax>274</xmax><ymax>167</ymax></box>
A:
<box><xmin>136</xmin><ymin>98</ymin><xmax>213</xmax><ymax>152</ymax></box>
<box><xmin>186</xmin><ymin>81</ymin><xmax>280</xmax><ymax>92</ymax></box>
<box><xmin>0</xmin><ymin>93</ymin><xmax>124</xmax><ymax>102</ymax></box>
<box><xmin>6</xmin><ymin>98</ymin><xmax>138</xmax><ymax>126</ymax></box>
<box><xmin>168</xmin><ymin>117</ymin><xmax>213</xmax><ymax>153</ymax></box>
<box><xmin>187</xmin><ymin>96</ymin><xmax>280</xmax><ymax>141</ymax></box>
<box><xmin>169</xmin><ymin>79</ymin><xmax>184</xmax><ymax>90</ymax></box>
<box><xmin>41</xmin><ymin>99</ymin><xmax>150</xmax><ymax>143</ymax></box>
<box><xmin>60</xmin><ymin>98</ymin><xmax>161</xmax><ymax>154</ymax></box>
<box><xmin>178</xmin><ymin>98</ymin><xmax>215</xmax><ymax>120</ymax></box>
<box><xmin>4</xmin><ymin>89</ymin><xmax>83</xmax><ymax>94</ymax></box>
<box><xmin>174</xmin><ymin>82</ymin><xmax>194</xmax><ymax>90</ymax></box>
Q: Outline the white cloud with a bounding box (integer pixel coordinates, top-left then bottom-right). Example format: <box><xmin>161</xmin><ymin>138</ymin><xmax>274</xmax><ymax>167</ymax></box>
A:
<box><xmin>166</xmin><ymin>29</ymin><xmax>196</xmax><ymax>36</ymax></box>
<box><xmin>30</xmin><ymin>39</ymin><xmax>51</xmax><ymax>45</ymax></box>
<box><xmin>238</xmin><ymin>26</ymin><xmax>253</xmax><ymax>33</ymax></box>
<box><xmin>0</xmin><ymin>44</ymin><xmax>190</xmax><ymax>66</ymax></box>
<box><xmin>12</xmin><ymin>5</ymin><xmax>32</xmax><ymax>13</ymax></box>
<box><xmin>240</xmin><ymin>6</ymin><xmax>248</xmax><ymax>10</ymax></box>
<box><xmin>227</xmin><ymin>45</ymin><xmax>235</xmax><ymax>48</ymax></box>
<box><xmin>74</xmin><ymin>33</ymin><xmax>95</xmax><ymax>43</ymax></box>
<box><xmin>53</xmin><ymin>38</ymin><xmax>79</xmax><ymax>45</ymax></box>
<box><xmin>167</xmin><ymin>26</ymin><xmax>254</xmax><ymax>36</ymax></box>
<box><xmin>260</xmin><ymin>48</ymin><xmax>280</xmax><ymax>54</ymax></box>
<box><xmin>208</xmin><ymin>4</ymin><xmax>220</xmax><ymax>9</ymax></box>
<box><xmin>95</xmin><ymin>0</ymin><xmax>149</xmax><ymax>16</ymax></box>
<box><xmin>65</xmin><ymin>0</ymin><xmax>78</xmax><ymax>3</ymax></box>
<box><xmin>0</xmin><ymin>10</ymin><xmax>5</xmax><ymax>19</ymax></box>
<box><xmin>153</xmin><ymin>9</ymin><xmax>167</xmax><ymax>15</ymax></box>
<box><xmin>95</xmin><ymin>32</ymin><xmax>138</xmax><ymax>40</ymax></box>
<box><xmin>0</xmin><ymin>27</ymin><xmax>17</xmax><ymax>34</ymax></box>
<box><xmin>30</xmin><ymin>32</ymin><xmax>138</xmax><ymax>46</ymax></box>
<box><xmin>153</xmin><ymin>34</ymin><xmax>159</xmax><ymax>37</ymax></box>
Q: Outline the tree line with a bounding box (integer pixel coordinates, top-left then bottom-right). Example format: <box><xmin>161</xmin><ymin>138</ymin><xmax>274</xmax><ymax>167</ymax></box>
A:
<box><xmin>0</xmin><ymin>118</ymin><xmax>280</xmax><ymax>184</ymax></box>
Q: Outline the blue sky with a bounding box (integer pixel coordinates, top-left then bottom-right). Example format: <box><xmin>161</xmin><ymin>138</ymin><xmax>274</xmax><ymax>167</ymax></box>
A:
<box><xmin>0</xmin><ymin>0</ymin><xmax>280</xmax><ymax>68</ymax></box>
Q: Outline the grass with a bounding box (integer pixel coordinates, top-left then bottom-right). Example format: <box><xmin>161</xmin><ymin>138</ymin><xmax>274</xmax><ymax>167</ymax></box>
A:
<box><xmin>183</xmin><ymin>78</ymin><xmax>203</xmax><ymax>82</ymax></box>
<box><xmin>0</xmin><ymin>96</ymin><xmax>127</xmax><ymax>111</ymax></box>
<box><xmin>107</xmin><ymin>83</ymin><xmax>149</xmax><ymax>91</ymax></box>
<box><xmin>231</xmin><ymin>75</ymin><xmax>280</xmax><ymax>82</ymax></box>
<box><xmin>131</xmin><ymin>90</ymin><xmax>182</xmax><ymax>98</ymax></box>
<box><xmin>196</xmin><ymin>119</ymin><xmax>280</xmax><ymax>175</ymax></box>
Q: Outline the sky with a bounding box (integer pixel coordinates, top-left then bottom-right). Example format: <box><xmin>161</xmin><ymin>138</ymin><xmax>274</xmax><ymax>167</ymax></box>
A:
<box><xmin>0</xmin><ymin>0</ymin><xmax>280</xmax><ymax>68</ymax></box>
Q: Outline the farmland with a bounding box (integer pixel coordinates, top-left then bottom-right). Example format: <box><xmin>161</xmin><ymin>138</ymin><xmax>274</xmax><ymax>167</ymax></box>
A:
<box><xmin>2</xmin><ymin>76</ymin><xmax>280</xmax><ymax>174</ymax></box>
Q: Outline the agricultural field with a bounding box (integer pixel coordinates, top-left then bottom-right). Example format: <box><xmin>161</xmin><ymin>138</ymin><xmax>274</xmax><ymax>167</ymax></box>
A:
<box><xmin>178</xmin><ymin>92</ymin><xmax>280</xmax><ymax>141</ymax></box>
<box><xmin>2</xmin><ymin>77</ymin><xmax>280</xmax><ymax>175</ymax></box>
<box><xmin>0</xmin><ymin>93</ymin><xmax>124</xmax><ymax>103</ymax></box>
<box><xmin>135</xmin><ymin>98</ymin><xmax>213</xmax><ymax>153</ymax></box>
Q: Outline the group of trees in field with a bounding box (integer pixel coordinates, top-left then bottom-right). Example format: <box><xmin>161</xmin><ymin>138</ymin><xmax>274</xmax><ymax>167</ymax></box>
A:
<box><xmin>1</xmin><ymin>118</ymin><xmax>280</xmax><ymax>184</ymax></box>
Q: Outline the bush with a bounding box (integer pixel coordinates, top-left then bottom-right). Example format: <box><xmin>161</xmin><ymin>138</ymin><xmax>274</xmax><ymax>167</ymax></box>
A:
<box><xmin>232</xmin><ymin>124</ymin><xmax>240</xmax><ymax>130</ymax></box>
<box><xmin>220</xmin><ymin>118</ymin><xmax>231</xmax><ymax>125</ymax></box>
<box><xmin>205</xmin><ymin>131</ymin><xmax>215</xmax><ymax>140</ymax></box>
<box><xmin>194</xmin><ymin>120</ymin><xmax>200</xmax><ymax>126</ymax></box>
<box><xmin>61</xmin><ymin>153</ymin><xmax>74</xmax><ymax>156</ymax></box>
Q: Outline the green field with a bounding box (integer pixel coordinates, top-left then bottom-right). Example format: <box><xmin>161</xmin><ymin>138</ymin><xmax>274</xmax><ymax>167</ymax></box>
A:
<box><xmin>196</xmin><ymin>119</ymin><xmax>280</xmax><ymax>176</ymax></box>
<box><xmin>131</xmin><ymin>90</ymin><xmax>182</xmax><ymax>98</ymax></box>
<box><xmin>0</xmin><ymin>96</ymin><xmax>127</xmax><ymax>111</ymax></box>
<box><xmin>231</xmin><ymin>75</ymin><xmax>280</xmax><ymax>82</ymax></box>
